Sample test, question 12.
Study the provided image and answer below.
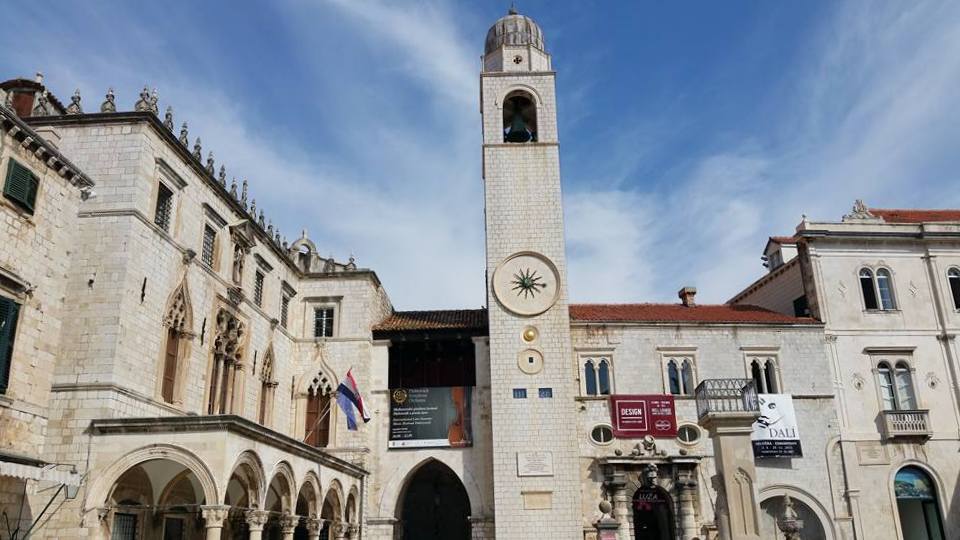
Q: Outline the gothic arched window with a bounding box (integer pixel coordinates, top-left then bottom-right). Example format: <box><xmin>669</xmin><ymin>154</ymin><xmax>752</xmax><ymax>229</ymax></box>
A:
<box><xmin>948</xmin><ymin>268</ymin><xmax>960</xmax><ymax>309</ymax></box>
<box><xmin>583</xmin><ymin>359</ymin><xmax>597</xmax><ymax>396</ymax></box>
<box><xmin>258</xmin><ymin>348</ymin><xmax>277</xmax><ymax>427</ymax></box>
<box><xmin>667</xmin><ymin>360</ymin><xmax>681</xmax><ymax>395</ymax></box>
<box><xmin>502</xmin><ymin>91</ymin><xmax>537</xmax><ymax>143</ymax></box>
<box><xmin>305</xmin><ymin>388</ymin><xmax>331</xmax><ymax>448</ymax></box>
<box><xmin>681</xmin><ymin>359</ymin><xmax>695</xmax><ymax>395</ymax></box>
<box><xmin>597</xmin><ymin>359</ymin><xmax>611</xmax><ymax>395</ymax></box>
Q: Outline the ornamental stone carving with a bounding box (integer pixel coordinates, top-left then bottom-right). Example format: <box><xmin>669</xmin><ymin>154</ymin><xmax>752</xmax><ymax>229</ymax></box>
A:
<box><xmin>66</xmin><ymin>90</ymin><xmax>83</xmax><ymax>114</ymax></box>
<box><xmin>164</xmin><ymin>106</ymin><xmax>174</xmax><ymax>130</ymax></box>
<box><xmin>200</xmin><ymin>505</ymin><xmax>230</xmax><ymax>527</ymax></box>
<box><xmin>100</xmin><ymin>88</ymin><xmax>116</xmax><ymax>113</ymax></box>
<box><xmin>213</xmin><ymin>309</ymin><xmax>246</xmax><ymax>365</ymax></box>
<box><xmin>134</xmin><ymin>86</ymin><xmax>152</xmax><ymax>112</ymax></box>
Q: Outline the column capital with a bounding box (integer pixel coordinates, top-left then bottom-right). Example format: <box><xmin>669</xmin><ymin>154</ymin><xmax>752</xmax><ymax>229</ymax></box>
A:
<box><xmin>306</xmin><ymin>517</ymin><xmax>323</xmax><ymax>534</ymax></box>
<box><xmin>200</xmin><ymin>505</ymin><xmax>230</xmax><ymax>527</ymax></box>
<box><xmin>280</xmin><ymin>512</ymin><xmax>300</xmax><ymax>533</ymax></box>
<box><xmin>245</xmin><ymin>509</ymin><xmax>270</xmax><ymax>531</ymax></box>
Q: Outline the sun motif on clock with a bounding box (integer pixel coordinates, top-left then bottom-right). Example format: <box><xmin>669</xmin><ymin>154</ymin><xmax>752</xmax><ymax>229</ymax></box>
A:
<box><xmin>511</xmin><ymin>267</ymin><xmax>548</xmax><ymax>299</ymax></box>
<box><xmin>492</xmin><ymin>252</ymin><xmax>561</xmax><ymax>316</ymax></box>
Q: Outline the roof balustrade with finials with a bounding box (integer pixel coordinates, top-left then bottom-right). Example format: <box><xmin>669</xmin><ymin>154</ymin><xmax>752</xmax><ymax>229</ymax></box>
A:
<box><xmin>695</xmin><ymin>378</ymin><xmax>759</xmax><ymax>419</ymax></box>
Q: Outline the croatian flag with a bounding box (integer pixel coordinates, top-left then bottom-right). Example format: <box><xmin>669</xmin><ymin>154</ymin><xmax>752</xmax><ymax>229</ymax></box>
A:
<box><xmin>336</xmin><ymin>369</ymin><xmax>370</xmax><ymax>431</ymax></box>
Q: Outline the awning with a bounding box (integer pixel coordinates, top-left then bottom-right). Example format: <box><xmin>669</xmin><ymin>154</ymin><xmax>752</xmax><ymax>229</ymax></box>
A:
<box><xmin>0</xmin><ymin>452</ymin><xmax>82</xmax><ymax>486</ymax></box>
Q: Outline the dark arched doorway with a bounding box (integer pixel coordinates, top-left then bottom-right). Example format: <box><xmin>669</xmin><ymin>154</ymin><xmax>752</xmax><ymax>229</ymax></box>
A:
<box><xmin>632</xmin><ymin>486</ymin><xmax>674</xmax><ymax>540</ymax></box>
<box><xmin>397</xmin><ymin>460</ymin><xmax>470</xmax><ymax>540</ymax></box>
<box><xmin>895</xmin><ymin>466</ymin><xmax>945</xmax><ymax>540</ymax></box>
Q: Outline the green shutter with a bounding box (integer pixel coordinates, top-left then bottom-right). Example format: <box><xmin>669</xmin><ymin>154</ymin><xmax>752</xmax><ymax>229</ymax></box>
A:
<box><xmin>4</xmin><ymin>160</ymin><xmax>39</xmax><ymax>213</ymax></box>
<box><xmin>0</xmin><ymin>296</ymin><xmax>20</xmax><ymax>393</ymax></box>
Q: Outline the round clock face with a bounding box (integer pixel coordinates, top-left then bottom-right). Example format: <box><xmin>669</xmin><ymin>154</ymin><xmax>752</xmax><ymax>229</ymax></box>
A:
<box><xmin>492</xmin><ymin>252</ymin><xmax>561</xmax><ymax>316</ymax></box>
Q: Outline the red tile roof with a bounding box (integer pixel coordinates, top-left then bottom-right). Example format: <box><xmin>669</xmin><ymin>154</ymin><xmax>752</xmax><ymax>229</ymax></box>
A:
<box><xmin>569</xmin><ymin>303</ymin><xmax>817</xmax><ymax>325</ymax></box>
<box><xmin>373</xmin><ymin>309</ymin><xmax>488</xmax><ymax>332</ymax></box>
<box><xmin>871</xmin><ymin>208</ymin><xmax>960</xmax><ymax>224</ymax></box>
<box><xmin>769</xmin><ymin>235</ymin><xmax>799</xmax><ymax>244</ymax></box>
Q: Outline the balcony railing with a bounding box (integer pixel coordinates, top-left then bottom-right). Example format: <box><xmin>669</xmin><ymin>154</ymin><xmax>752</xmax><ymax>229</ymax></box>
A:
<box><xmin>881</xmin><ymin>409</ymin><xmax>932</xmax><ymax>440</ymax></box>
<box><xmin>695</xmin><ymin>379</ymin><xmax>759</xmax><ymax>418</ymax></box>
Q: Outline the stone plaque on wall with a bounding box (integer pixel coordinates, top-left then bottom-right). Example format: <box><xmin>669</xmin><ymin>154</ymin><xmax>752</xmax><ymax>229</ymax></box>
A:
<box><xmin>856</xmin><ymin>442</ymin><xmax>889</xmax><ymax>465</ymax></box>
<box><xmin>522</xmin><ymin>491</ymin><xmax>553</xmax><ymax>510</ymax></box>
<box><xmin>517</xmin><ymin>451</ymin><xmax>554</xmax><ymax>477</ymax></box>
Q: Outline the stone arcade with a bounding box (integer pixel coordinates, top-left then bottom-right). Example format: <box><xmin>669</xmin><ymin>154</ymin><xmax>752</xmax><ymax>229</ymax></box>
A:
<box><xmin>0</xmin><ymin>9</ymin><xmax>956</xmax><ymax>540</ymax></box>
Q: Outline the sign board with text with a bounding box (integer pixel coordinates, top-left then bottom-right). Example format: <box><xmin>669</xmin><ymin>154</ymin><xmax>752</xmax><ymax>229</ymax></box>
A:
<box><xmin>751</xmin><ymin>393</ymin><xmax>802</xmax><ymax>458</ymax></box>
<box><xmin>388</xmin><ymin>387</ymin><xmax>472</xmax><ymax>448</ymax></box>
<box><xmin>609</xmin><ymin>395</ymin><xmax>677</xmax><ymax>438</ymax></box>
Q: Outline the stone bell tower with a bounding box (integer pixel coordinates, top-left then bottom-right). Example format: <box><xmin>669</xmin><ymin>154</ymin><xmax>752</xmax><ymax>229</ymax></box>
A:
<box><xmin>481</xmin><ymin>9</ymin><xmax>582</xmax><ymax>539</ymax></box>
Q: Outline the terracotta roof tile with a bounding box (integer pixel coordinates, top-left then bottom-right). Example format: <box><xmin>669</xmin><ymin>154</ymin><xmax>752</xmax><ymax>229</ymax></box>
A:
<box><xmin>870</xmin><ymin>208</ymin><xmax>960</xmax><ymax>224</ymax></box>
<box><xmin>373</xmin><ymin>309</ymin><xmax>488</xmax><ymax>332</ymax></box>
<box><xmin>569</xmin><ymin>303</ymin><xmax>817</xmax><ymax>324</ymax></box>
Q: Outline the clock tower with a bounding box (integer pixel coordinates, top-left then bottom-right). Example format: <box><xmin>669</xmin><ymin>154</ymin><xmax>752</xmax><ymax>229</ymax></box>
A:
<box><xmin>481</xmin><ymin>9</ymin><xmax>582</xmax><ymax>538</ymax></box>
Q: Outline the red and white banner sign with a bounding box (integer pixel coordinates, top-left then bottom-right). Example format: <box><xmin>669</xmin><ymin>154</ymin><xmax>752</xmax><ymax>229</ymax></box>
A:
<box><xmin>609</xmin><ymin>395</ymin><xmax>677</xmax><ymax>438</ymax></box>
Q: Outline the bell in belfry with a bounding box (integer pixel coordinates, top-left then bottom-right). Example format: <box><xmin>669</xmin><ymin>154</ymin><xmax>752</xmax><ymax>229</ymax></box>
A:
<box><xmin>503</xmin><ymin>94</ymin><xmax>537</xmax><ymax>143</ymax></box>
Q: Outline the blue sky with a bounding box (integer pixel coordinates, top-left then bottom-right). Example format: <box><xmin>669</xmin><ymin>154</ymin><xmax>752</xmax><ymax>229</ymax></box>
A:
<box><xmin>4</xmin><ymin>1</ymin><xmax>960</xmax><ymax>309</ymax></box>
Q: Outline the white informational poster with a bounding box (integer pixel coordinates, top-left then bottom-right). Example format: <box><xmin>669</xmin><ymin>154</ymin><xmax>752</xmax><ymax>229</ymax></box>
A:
<box><xmin>751</xmin><ymin>393</ymin><xmax>803</xmax><ymax>458</ymax></box>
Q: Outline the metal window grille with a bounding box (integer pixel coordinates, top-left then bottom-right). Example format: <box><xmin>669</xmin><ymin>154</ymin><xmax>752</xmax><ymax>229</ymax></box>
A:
<box><xmin>154</xmin><ymin>183</ymin><xmax>173</xmax><ymax>231</ymax></box>
<box><xmin>254</xmin><ymin>272</ymin><xmax>265</xmax><ymax>307</ymax></box>
<box><xmin>313</xmin><ymin>307</ymin><xmax>334</xmax><ymax>338</ymax></box>
<box><xmin>280</xmin><ymin>295</ymin><xmax>290</xmax><ymax>328</ymax></box>
<box><xmin>201</xmin><ymin>225</ymin><xmax>216</xmax><ymax>266</ymax></box>
<box><xmin>111</xmin><ymin>513</ymin><xmax>138</xmax><ymax>540</ymax></box>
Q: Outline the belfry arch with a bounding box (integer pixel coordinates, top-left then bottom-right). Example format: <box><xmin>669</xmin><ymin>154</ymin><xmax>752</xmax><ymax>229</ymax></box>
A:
<box><xmin>394</xmin><ymin>459</ymin><xmax>471</xmax><ymax>540</ymax></box>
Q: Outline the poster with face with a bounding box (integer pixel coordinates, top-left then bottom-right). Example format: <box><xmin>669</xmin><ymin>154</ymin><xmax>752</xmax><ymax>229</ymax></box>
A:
<box><xmin>751</xmin><ymin>393</ymin><xmax>803</xmax><ymax>458</ymax></box>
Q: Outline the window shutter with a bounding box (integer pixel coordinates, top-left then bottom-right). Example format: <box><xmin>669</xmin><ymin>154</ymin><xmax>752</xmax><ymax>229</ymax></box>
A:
<box><xmin>4</xmin><ymin>160</ymin><xmax>38</xmax><ymax>213</ymax></box>
<box><xmin>0</xmin><ymin>297</ymin><xmax>20</xmax><ymax>392</ymax></box>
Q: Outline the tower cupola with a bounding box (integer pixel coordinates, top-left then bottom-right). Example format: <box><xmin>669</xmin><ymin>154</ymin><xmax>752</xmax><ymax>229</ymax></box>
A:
<box><xmin>483</xmin><ymin>9</ymin><xmax>551</xmax><ymax>72</ymax></box>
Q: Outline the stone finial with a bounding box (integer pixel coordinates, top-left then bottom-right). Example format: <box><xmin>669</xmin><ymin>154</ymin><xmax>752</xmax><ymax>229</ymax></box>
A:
<box><xmin>193</xmin><ymin>138</ymin><xmax>202</xmax><ymax>160</ymax></box>
<box><xmin>250</xmin><ymin>198</ymin><xmax>257</xmax><ymax>217</ymax></box>
<box><xmin>100</xmin><ymin>88</ymin><xmax>116</xmax><ymax>113</ymax></box>
<box><xmin>35</xmin><ymin>72</ymin><xmax>44</xmax><ymax>84</ymax></box>
<box><xmin>65</xmin><ymin>89</ymin><xmax>83</xmax><ymax>114</ymax></box>
<box><xmin>218</xmin><ymin>165</ymin><xmax>226</xmax><ymax>186</ymax></box>
<box><xmin>134</xmin><ymin>86</ymin><xmax>152</xmax><ymax>112</ymax></box>
<box><xmin>275</xmin><ymin>232</ymin><xmax>282</xmax><ymax>246</ymax></box>
<box><xmin>179</xmin><ymin>122</ymin><xmax>189</xmax><ymax>146</ymax></box>
<box><xmin>3</xmin><ymin>91</ymin><xmax>13</xmax><ymax>111</ymax></box>
<box><xmin>258</xmin><ymin>210</ymin><xmax>265</xmax><ymax>228</ymax></box>
<box><xmin>267</xmin><ymin>220</ymin><xmax>274</xmax><ymax>236</ymax></box>
<box><xmin>150</xmin><ymin>88</ymin><xmax>159</xmax><ymax>114</ymax></box>
<box><xmin>241</xmin><ymin>179</ymin><xmax>248</xmax><ymax>208</ymax></box>
<box><xmin>163</xmin><ymin>106</ymin><xmax>174</xmax><ymax>130</ymax></box>
<box><xmin>842</xmin><ymin>199</ymin><xmax>878</xmax><ymax>222</ymax></box>
<box><xmin>206</xmin><ymin>152</ymin><xmax>215</xmax><ymax>174</ymax></box>
<box><xmin>32</xmin><ymin>91</ymin><xmax>49</xmax><ymax>116</ymax></box>
<box><xmin>230</xmin><ymin>178</ymin><xmax>238</xmax><ymax>199</ymax></box>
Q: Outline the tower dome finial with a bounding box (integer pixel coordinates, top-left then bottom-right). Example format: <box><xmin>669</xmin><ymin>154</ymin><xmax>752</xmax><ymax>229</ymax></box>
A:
<box><xmin>485</xmin><ymin>8</ymin><xmax>545</xmax><ymax>55</ymax></box>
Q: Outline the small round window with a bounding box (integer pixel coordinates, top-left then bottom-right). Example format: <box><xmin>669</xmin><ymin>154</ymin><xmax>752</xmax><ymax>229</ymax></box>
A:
<box><xmin>676</xmin><ymin>424</ymin><xmax>702</xmax><ymax>445</ymax></box>
<box><xmin>590</xmin><ymin>425</ymin><xmax>614</xmax><ymax>445</ymax></box>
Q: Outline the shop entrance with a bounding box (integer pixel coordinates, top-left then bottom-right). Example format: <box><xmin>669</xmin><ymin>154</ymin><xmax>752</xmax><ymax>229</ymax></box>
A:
<box><xmin>397</xmin><ymin>460</ymin><xmax>470</xmax><ymax>540</ymax></box>
<box><xmin>633</xmin><ymin>486</ymin><xmax>674</xmax><ymax>540</ymax></box>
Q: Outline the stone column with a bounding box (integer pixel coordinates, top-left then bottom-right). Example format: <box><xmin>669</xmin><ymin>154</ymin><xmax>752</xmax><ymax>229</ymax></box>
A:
<box><xmin>306</xmin><ymin>518</ymin><xmax>323</xmax><ymax>540</ymax></box>
<box><xmin>676</xmin><ymin>477</ymin><xmax>698</xmax><ymax>540</ymax></box>
<box><xmin>280</xmin><ymin>512</ymin><xmax>299</xmax><ymax>540</ymax></box>
<box><xmin>700</xmin><ymin>411</ymin><xmax>762</xmax><ymax>540</ymax></box>
<box><xmin>201</xmin><ymin>505</ymin><xmax>231</xmax><ymax>540</ymax></box>
<box><xmin>245</xmin><ymin>510</ymin><xmax>269</xmax><ymax>540</ymax></box>
<box><xmin>333</xmin><ymin>520</ymin><xmax>348</xmax><ymax>540</ymax></box>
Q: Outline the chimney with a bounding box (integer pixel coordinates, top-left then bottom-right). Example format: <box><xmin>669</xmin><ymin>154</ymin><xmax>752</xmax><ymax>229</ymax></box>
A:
<box><xmin>678</xmin><ymin>286</ymin><xmax>697</xmax><ymax>307</ymax></box>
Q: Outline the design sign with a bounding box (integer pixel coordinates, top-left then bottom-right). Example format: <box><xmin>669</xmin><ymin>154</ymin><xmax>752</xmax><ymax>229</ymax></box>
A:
<box><xmin>492</xmin><ymin>252</ymin><xmax>561</xmax><ymax>316</ymax></box>
<box><xmin>751</xmin><ymin>393</ymin><xmax>803</xmax><ymax>458</ymax></box>
<box><xmin>609</xmin><ymin>395</ymin><xmax>677</xmax><ymax>438</ymax></box>
<box><xmin>388</xmin><ymin>387</ymin><xmax>472</xmax><ymax>449</ymax></box>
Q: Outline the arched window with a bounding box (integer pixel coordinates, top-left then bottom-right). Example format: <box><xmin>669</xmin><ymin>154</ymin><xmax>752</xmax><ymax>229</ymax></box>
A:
<box><xmin>947</xmin><ymin>268</ymin><xmax>960</xmax><ymax>309</ymax></box>
<box><xmin>751</xmin><ymin>360</ymin><xmax>764</xmax><ymax>393</ymax></box>
<box><xmin>860</xmin><ymin>267</ymin><xmax>897</xmax><ymax>310</ymax></box>
<box><xmin>161</xmin><ymin>281</ymin><xmax>192</xmax><ymax>405</ymax></box>
<box><xmin>750</xmin><ymin>357</ymin><xmax>779</xmax><ymax>393</ymax></box>
<box><xmin>667</xmin><ymin>360</ymin><xmax>681</xmax><ymax>395</ymax></box>
<box><xmin>597</xmin><ymin>359</ymin><xmax>611</xmax><ymax>395</ymax></box>
<box><xmin>894</xmin><ymin>362</ymin><xmax>916</xmax><ymax>409</ymax></box>
<box><xmin>894</xmin><ymin>467</ymin><xmax>944</xmax><ymax>539</ymax></box>
<box><xmin>876</xmin><ymin>268</ymin><xmax>896</xmax><ymax>309</ymax></box>
<box><xmin>877</xmin><ymin>360</ymin><xmax>916</xmax><ymax>411</ymax></box>
<box><xmin>764</xmin><ymin>359</ymin><xmax>778</xmax><ymax>393</ymax></box>
<box><xmin>681</xmin><ymin>359</ymin><xmax>695</xmax><ymax>396</ymax></box>
<box><xmin>584</xmin><ymin>359</ymin><xmax>597</xmax><ymax>396</ymax></box>
<box><xmin>860</xmin><ymin>268</ymin><xmax>879</xmax><ymax>310</ymax></box>
<box><xmin>161</xmin><ymin>328</ymin><xmax>180</xmax><ymax>403</ymax></box>
<box><xmin>258</xmin><ymin>349</ymin><xmax>277</xmax><ymax>427</ymax></box>
<box><xmin>502</xmin><ymin>91</ymin><xmax>537</xmax><ymax>143</ymax></box>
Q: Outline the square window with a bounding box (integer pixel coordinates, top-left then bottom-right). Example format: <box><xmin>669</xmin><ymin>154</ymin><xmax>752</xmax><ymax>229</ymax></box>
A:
<box><xmin>538</xmin><ymin>388</ymin><xmax>553</xmax><ymax>398</ymax></box>
<box><xmin>512</xmin><ymin>388</ymin><xmax>527</xmax><ymax>399</ymax></box>
<box><xmin>154</xmin><ymin>182</ymin><xmax>174</xmax><ymax>232</ymax></box>
<box><xmin>313</xmin><ymin>307</ymin><xmax>335</xmax><ymax>338</ymax></box>
<box><xmin>253</xmin><ymin>271</ymin><xmax>265</xmax><ymax>307</ymax></box>
<box><xmin>201</xmin><ymin>225</ymin><xmax>216</xmax><ymax>266</ymax></box>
